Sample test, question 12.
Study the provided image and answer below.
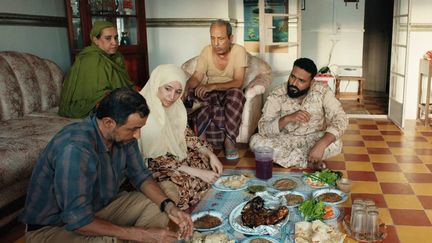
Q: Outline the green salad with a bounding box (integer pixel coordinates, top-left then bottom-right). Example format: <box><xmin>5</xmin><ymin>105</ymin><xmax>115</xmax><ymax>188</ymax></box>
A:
<box><xmin>304</xmin><ymin>169</ymin><xmax>342</xmax><ymax>186</ymax></box>
<box><xmin>298</xmin><ymin>198</ymin><xmax>326</xmax><ymax>221</ymax></box>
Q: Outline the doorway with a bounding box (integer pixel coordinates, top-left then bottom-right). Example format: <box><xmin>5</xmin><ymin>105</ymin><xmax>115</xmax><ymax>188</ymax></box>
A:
<box><xmin>355</xmin><ymin>0</ymin><xmax>394</xmax><ymax>115</ymax></box>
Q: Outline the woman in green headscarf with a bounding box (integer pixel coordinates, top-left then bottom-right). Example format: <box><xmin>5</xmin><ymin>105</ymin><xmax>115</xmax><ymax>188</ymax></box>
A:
<box><xmin>58</xmin><ymin>21</ymin><xmax>133</xmax><ymax>118</ymax></box>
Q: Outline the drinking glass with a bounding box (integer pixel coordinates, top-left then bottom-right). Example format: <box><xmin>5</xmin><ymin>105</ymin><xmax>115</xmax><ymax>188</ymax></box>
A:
<box><xmin>366</xmin><ymin>211</ymin><xmax>380</xmax><ymax>241</ymax></box>
<box><xmin>351</xmin><ymin>209</ymin><xmax>367</xmax><ymax>240</ymax></box>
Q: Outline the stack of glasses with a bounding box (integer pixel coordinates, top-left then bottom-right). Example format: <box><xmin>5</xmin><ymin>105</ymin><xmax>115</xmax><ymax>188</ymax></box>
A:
<box><xmin>350</xmin><ymin>199</ymin><xmax>381</xmax><ymax>241</ymax></box>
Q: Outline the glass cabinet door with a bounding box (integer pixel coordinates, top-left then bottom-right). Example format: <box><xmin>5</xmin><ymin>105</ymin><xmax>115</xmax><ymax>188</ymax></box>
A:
<box><xmin>69</xmin><ymin>0</ymin><xmax>84</xmax><ymax>49</ymax></box>
<box><xmin>89</xmin><ymin>0</ymin><xmax>137</xmax><ymax>45</ymax></box>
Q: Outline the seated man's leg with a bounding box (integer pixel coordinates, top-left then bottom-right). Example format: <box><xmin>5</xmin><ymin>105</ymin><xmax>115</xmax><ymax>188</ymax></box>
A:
<box><xmin>26</xmin><ymin>226</ymin><xmax>119</xmax><ymax>243</ymax></box>
<box><xmin>222</xmin><ymin>88</ymin><xmax>246</xmax><ymax>145</ymax></box>
<box><xmin>322</xmin><ymin>138</ymin><xmax>343</xmax><ymax>159</ymax></box>
<box><xmin>134</xmin><ymin>180</ymin><xmax>180</xmax><ymax>228</ymax></box>
<box><xmin>250</xmin><ymin>133</ymin><xmax>309</xmax><ymax>168</ymax></box>
<box><xmin>25</xmin><ymin>187</ymin><xmax>179</xmax><ymax>243</ymax></box>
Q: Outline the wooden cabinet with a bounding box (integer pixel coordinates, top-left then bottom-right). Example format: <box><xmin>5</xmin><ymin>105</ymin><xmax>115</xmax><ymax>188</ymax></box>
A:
<box><xmin>417</xmin><ymin>59</ymin><xmax>432</xmax><ymax>126</ymax></box>
<box><xmin>64</xmin><ymin>0</ymin><xmax>149</xmax><ymax>87</ymax></box>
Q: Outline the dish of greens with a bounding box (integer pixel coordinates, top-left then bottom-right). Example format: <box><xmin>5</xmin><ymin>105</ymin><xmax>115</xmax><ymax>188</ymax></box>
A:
<box><xmin>299</xmin><ymin>198</ymin><xmax>339</xmax><ymax>222</ymax></box>
<box><xmin>303</xmin><ymin>169</ymin><xmax>343</xmax><ymax>188</ymax></box>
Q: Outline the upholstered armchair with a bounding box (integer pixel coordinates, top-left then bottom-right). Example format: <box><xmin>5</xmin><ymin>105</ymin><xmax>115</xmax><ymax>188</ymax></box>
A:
<box><xmin>181</xmin><ymin>53</ymin><xmax>272</xmax><ymax>143</ymax></box>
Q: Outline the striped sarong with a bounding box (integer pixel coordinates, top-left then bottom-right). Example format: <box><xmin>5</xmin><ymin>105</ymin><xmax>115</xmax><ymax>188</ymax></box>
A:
<box><xmin>189</xmin><ymin>88</ymin><xmax>246</xmax><ymax>148</ymax></box>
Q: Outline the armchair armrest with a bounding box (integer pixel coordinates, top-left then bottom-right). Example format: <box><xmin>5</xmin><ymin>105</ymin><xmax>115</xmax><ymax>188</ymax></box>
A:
<box><xmin>245</xmin><ymin>84</ymin><xmax>266</xmax><ymax>99</ymax></box>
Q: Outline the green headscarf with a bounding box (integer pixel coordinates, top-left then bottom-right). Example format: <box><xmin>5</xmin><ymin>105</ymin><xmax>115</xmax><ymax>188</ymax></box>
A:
<box><xmin>90</xmin><ymin>20</ymin><xmax>116</xmax><ymax>39</ymax></box>
<box><xmin>58</xmin><ymin>21</ymin><xmax>133</xmax><ymax>118</ymax></box>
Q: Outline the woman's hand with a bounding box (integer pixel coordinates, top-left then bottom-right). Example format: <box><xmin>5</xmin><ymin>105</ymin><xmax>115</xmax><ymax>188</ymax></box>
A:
<box><xmin>197</xmin><ymin>169</ymin><xmax>220</xmax><ymax>184</ymax></box>
<box><xmin>209</xmin><ymin>153</ymin><xmax>223</xmax><ymax>175</ymax></box>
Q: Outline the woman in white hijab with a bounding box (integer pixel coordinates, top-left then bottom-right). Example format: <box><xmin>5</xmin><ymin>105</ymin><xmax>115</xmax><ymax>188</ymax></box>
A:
<box><xmin>139</xmin><ymin>64</ymin><xmax>223</xmax><ymax>210</ymax></box>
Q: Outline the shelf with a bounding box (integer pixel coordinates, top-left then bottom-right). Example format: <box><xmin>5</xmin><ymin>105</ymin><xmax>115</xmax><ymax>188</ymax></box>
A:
<box><xmin>90</xmin><ymin>13</ymin><xmax>137</xmax><ymax>18</ymax></box>
<box><xmin>417</xmin><ymin>59</ymin><xmax>432</xmax><ymax>126</ymax></box>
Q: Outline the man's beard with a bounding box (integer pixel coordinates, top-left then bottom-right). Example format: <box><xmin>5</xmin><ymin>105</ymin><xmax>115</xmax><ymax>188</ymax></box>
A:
<box><xmin>287</xmin><ymin>84</ymin><xmax>310</xmax><ymax>98</ymax></box>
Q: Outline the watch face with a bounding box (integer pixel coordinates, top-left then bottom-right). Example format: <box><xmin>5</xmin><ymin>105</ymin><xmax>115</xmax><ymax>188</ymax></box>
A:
<box><xmin>160</xmin><ymin>198</ymin><xmax>175</xmax><ymax>212</ymax></box>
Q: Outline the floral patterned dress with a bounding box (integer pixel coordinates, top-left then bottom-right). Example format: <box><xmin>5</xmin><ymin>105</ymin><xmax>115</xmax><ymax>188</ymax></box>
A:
<box><xmin>147</xmin><ymin>128</ymin><xmax>213</xmax><ymax>210</ymax></box>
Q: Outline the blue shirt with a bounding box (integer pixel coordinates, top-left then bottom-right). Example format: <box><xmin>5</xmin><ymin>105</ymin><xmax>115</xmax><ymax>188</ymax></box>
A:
<box><xmin>20</xmin><ymin>116</ymin><xmax>151</xmax><ymax>230</ymax></box>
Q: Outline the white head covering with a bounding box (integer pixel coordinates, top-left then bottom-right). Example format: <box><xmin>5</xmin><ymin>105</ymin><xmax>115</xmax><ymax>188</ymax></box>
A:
<box><xmin>138</xmin><ymin>64</ymin><xmax>188</xmax><ymax>160</ymax></box>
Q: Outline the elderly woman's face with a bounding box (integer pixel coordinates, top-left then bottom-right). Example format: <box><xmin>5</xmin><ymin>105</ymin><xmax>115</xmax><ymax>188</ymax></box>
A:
<box><xmin>93</xmin><ymin>27</ymin><xmax>119</xmax><ymax>55</ymax></box>
<box><xmin>157</xmin><ymin>81</ymin><xmax>183</xmax><ymax>107</ymax></box>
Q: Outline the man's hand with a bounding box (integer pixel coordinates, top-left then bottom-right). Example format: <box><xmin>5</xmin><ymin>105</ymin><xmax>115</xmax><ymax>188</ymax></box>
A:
<box><xmin>285</xmin><ymin>110</ymin><xmax>311</xmax><ymax>122</ymax></box>
<box><xmin>195</xmin><ymin>84</ymin><xmax>215</xmax><ymax>99</ymax></box>
<box><xmin>308</xmin><ymin>141</ymin><xmax>326</xmax><ymax>163</ymax></box>
<box><xmin>279</xmin><ymin>110</ymin><xmax>311</xmax><ymax>131</ymax></box>
<box><xmin>165</xmin><ymin>205</ymin><xmax>193</xmax><ymax>240</ymax></box>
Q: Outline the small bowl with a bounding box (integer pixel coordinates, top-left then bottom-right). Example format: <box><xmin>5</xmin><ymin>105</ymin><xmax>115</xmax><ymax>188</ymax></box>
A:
<box><xmin>336</xmin><ymin>178</ymin><xmax>352</xmax><ymax>193</ymax></box>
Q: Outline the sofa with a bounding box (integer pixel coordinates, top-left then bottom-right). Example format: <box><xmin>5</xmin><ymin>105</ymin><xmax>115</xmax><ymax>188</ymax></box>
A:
<box><xmin>181</xmin><ymin>53</ymin><xmax>272</xmax><ymax>143</ymax></box>
<box><xmin>0</xmin><ymin>51</ymin><xmax>75</xmax><ymax>233</ymax></box>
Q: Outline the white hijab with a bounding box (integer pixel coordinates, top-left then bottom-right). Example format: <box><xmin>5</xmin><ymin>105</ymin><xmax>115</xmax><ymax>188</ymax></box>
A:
<box><xmin>138</xmin><ymin>64</ymin><xmax>188</xmax><ymax>160</ymax></box>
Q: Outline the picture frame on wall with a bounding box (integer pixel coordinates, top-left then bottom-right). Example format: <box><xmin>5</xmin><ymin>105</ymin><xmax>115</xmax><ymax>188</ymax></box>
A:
<box><xmin>301</xmin><ymin>0</ymin><xmax>305</xmax><ymax>10</ymax></box>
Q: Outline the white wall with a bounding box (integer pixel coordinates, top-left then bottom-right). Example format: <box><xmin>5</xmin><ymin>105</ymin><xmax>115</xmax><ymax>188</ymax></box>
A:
<box><xmin>301</xmin><ymin>0</ymin><xmax>364</xmax><ymax>69</ymax></box>
<box><xmin>403</xmin><ymin>0</ymin><xmax>432</xmax><ymax>120</ymax></box>
<box><xmin>146</xmin><ymin>0</ymin><xmax>234</xmax><ymax>72</ymax></box>
<box><xmin>0</xmin><ymin>0</ymin><xmax>71</xmax><ymax>72</ymax></box>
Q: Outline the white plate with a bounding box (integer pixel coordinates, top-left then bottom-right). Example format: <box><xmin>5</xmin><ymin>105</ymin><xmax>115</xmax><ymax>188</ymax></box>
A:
<box><xmin>303</xmin><ymin>175</ymin><xmax>329</xmax><ymax>189</ymax></box>
<box><xmin>213</xmin><ymin>175</ymin><xmax>248</xmax><ymax>191</ymax></box>
<box><xmin>240</xmin><ymin>235</ymin><xmax>280</xmax><ymax>243</ymax></box>
<box><xmin>192</xmin><ymin>210</ymin><xmax>225</xmax><ymax>232</ymax></box>
<box><xmin>267</xmin><ymin>176</ymin><xmax>300</xmax><ymax>191</ymax></box>
<box><xmin>312</xmin><ymin>188</ymin><xmax>348</xmax><ymax>205</ymax></box>
<box><xmin>275</xmin><ymin>190</ymin><xmax>307</xmax><ymax>208</ymax></box>
<box><xmin>229</xmin><ymin>201</ymin><xmax>289</xmax><ymax>236</ymax></box>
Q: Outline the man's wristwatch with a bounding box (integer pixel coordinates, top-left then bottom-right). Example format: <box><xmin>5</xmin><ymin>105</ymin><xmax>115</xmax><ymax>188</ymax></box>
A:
<box><xmin>160</xmin><ymin>198</ymin><xmax>175</xmax><ymax>212</ymax></box>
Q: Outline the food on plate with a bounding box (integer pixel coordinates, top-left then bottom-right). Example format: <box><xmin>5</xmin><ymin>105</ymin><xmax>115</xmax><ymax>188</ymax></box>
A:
<box><xmin>221</xmin><ymin>175</ymin><xmax>249</xmax><ymax>189</ymax></box>
<box><xmin>241</xmin><ymin>196</ymin><xmax>289</xmax><ymax>228</ymax></box>
<box><xmin>284</xmin><ymin>194</ymin><xmax>304</xmax><ymax>206</ymax></box>
<box><xmin>304</xmin><ymin>169</ymin><xmax>342</xmax><ymax>187</ymax></box>
<box><xmin>273</xmin><ymin>178</ymin><xmax>297</xmax><ymax>190</ymax></box>
<box><xmin>322</xmin><ymin>205</ymin><xmax>334</xmax><ymax>220</ymax></box>
<box><xmin>193</xmin><ymin>214</ymin><xmax>222</xmax><ymax>229</ymax></box>
<box><xmin>248</xmin><ymin>184</ymin><xmax>267</xmax><ymax>193</ymax></box>
<box><xmin>299</xmin><ymin>199</ymin><xmax>326</xmax><ymax>221</ymax></box>
<box><xmin>295</xmin><ymin>220</ymin><xmax>346</xmax><ymax>243</ymax></box>
<box><xmin>190</xmin><ymin>231</ymin><xmax>235</xmax><ymax>243</ymax></box>
<box><xmin>250</xmin><ymin>239</ymin><xmax>272</xmax><ymax>243</ymax></box>
<box><xmin>316</xmin><ymin>192</ymin><xmax>342</xmax><ymax>203</ymax></box>
<box><xmin>304</xmin><ymin>177</ymin><xmax>327</xmax><ymax>188</ymax></box>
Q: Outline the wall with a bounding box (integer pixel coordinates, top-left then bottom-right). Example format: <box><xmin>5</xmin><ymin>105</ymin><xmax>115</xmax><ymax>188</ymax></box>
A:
<box><xmin>146</xmin><ymin>0</ymin><xmax>238</xmax><ymax>72</ymax></box>
<box><xmin>301</xmin><ymin>0</ymin><xmax>365</xmax><ymax>92</ymax></box>
<box><xmin>146</xmin><ymin>0</ymin><xmax>296</xmax><ymax>75</ymax></box>
<box><xmin>0</xmin><ymin>0</ymin><xmax>70</xmax><ymax>72</ymax></box>
<box><xmin>404</xmin><ymin>0</ymin><xmax>432</xmax><ymax>120</ymax></box>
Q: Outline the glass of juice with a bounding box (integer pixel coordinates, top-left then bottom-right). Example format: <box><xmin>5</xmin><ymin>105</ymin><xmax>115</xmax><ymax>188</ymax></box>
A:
<box><xmin>253</xmin><ymin>146</ymin><xmax>273</xmax><ymax>180</ymax></box>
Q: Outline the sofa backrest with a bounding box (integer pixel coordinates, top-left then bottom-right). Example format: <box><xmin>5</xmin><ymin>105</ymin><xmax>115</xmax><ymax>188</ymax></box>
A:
<box><xmin>181</xmin><ymin>52</ymin><xmax>272</xmax><ymax>89</ymax></box>
<box><xmin>0</xmin><ymin>51</ymin><xmax>64</xmax><ymax>121</ymax></box>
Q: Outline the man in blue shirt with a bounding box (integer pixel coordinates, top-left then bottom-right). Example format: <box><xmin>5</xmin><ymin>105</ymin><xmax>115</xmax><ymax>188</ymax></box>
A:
<box><xmin>21</xmin><ymin>88</ymin><xmax>193</xmax><ymax>242</ymax></box>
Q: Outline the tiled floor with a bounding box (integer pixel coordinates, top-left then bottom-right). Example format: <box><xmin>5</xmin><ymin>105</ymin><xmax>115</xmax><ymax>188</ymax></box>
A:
<box><xmin>2</xmin><ymin>118</ymin><xmax>432</xmax><ymax>243</ymax></box>
<box><xmin>341</xmin><ymin>90</ymin><xmax>388</xmax><ymax>115</ymax></box>
<box><xmin>215</xmin><ymin>118</ymin><xmax>432</xmax><ymax>243</ymax></box>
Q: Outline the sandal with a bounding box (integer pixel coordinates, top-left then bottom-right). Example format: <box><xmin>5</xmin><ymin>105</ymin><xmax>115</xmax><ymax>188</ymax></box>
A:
<box><xmin>225</xmin><ymin>148</ymin><xmax>239</xmax><ymax>160</ymax></box>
